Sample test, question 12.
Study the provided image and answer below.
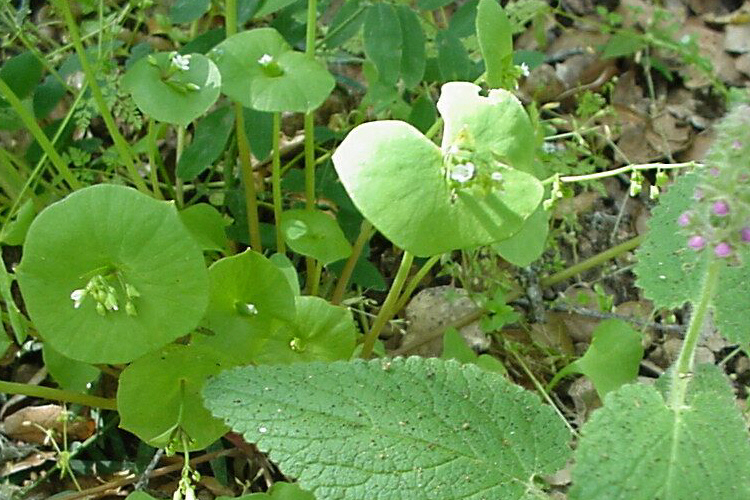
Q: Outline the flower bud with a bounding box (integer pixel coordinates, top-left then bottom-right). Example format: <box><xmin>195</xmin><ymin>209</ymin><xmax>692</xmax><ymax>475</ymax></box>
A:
<box><xmin>688</xmin><ymin>235</ymin><xmax>706</xmax><ymax>250</ymax></box>
<box><xmin>741</xmin><ymin>227</ymin><xmax>750</xmax><ymax>242</ymax></box>
<box><xmin>712</xmin><ymin>200</ymin><xmax>729</xmax><ymax>216</ymax></box>
<box><xmin>677</xmin><ymin>212</ymin><xmax>691</xmax><ymax>227</ymax></box>
<box><xmin>714</xmin><ymin>242</ymin><xmax>732</xmax><ymax>258</ymax></box>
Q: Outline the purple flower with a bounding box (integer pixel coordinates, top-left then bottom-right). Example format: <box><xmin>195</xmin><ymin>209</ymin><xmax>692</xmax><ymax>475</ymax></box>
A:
<box><xmin>688</xmin><ymin>235</ymin><xmax>706</xmax><ymax>250</ymax></box>
<box><xmin>741</xmin><ymin>227</ymin><xmax>750</xmax><ymax>242</ymax></box>
<box><xmin>709</xmin><ymin>167</ymin><xmax>720</xmax><ymax>177</ymax></box>
<box><xmin>693</xmin><ymin>188</ymin><xmax>704</xmax><ymax>201</ymax></box>
<box><xmin>713</xmin><ymin>200</ymin><xmax>730</xmax><ymax>216</ymax></box>
<box><xmin>715</xmin><ymin>242</ymin><xmax>732</xmax><ymax>258</ymax></box>
<box><xmin>732</xmin><ymin>140</ymin><xmax>742</xmax><ymax>150</ymax></box>
<box><xmin>677</xmin><ymin>212</ymin><xmax>691</xmax><ymax>227</ymax></box>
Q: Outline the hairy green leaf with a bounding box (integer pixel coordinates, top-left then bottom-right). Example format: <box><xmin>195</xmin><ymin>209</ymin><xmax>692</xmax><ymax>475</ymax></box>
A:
<box><xmin>571</xmin><ymin>364</ymin><xmax>750</xmax><ymax>499</ymax></box>
<box><xmin>204</xmin><ymin>357</ymin><xmax>571</xmax><ymax>499</ymax></box>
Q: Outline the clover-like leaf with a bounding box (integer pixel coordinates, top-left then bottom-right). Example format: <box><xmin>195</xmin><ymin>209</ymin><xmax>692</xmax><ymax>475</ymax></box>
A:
<box><xmin>209</xmin><ymin>28</ymin><xmax>334</xmax><ymax>113</ymax></box>
<box><xmin>571</xmin><ymin>364</ymin><xmax>750</xmax><ymax>499</ymax></box>
<box><xmin>204</xmin><ymin>357</ymin><xmax>571</xmax><ymax>499</ymax></box>
<box><xmin>332</xmin><ymin>82</ymin><xmax>543</xmax><ymax>257</ymax></box>
<box><xmin>118</xmin><ymin>344</ymin><xmax>230</xmax><ymax>451</ymax></box>
<box><xmin>122</xmin><ymin>52</ymin><xmax>221</xmax><ymax>126</ymax></box>
<box><xmin>16</xmin><ymin>184</ymin><xmax>209</xmax><ymax>364</ymax></box>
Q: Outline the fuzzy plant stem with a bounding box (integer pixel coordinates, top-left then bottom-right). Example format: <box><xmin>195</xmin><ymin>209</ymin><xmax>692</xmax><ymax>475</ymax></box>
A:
<box><xmin>360</xmin><ymin>251</ymin><xmax>414</xmax><ymax>359</ymax></box>
<box><xmin>271</xmin><ymin>112</ymin><xmax>285</xmax><ymax>253</ymax></box>
<box><xmin>0</xmin><ymin>380</ymin><xmax>117</xmax><ymax>410</ymax></box>
<box><xmin>331</xmin><ymin>220</ymin><xmax>374</xmax><ymax>305</ymax></box>
<box><xmin>0</xmin><ymin>78</ymin><xmax>81</xmax><ymax>191</ymax></box>
<box><xmin>669</xmin><ymin>258</ymin><xmax>723</xmax><ymax>409</ymax></box>
<box><xmin>54</xmin><ymin>0</ymin><xmax>149</xmax><ymax>194</ymax></box>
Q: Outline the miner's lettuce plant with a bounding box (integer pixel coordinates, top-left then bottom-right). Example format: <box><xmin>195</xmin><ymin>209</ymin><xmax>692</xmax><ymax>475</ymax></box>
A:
<box><xmin>1</xmin><ymin>0</ymin><xmax>750</xmax><ymax>498</ymax></box>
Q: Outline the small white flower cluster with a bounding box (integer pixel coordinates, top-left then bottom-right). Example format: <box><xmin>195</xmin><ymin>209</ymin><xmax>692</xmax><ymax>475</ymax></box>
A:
<box><xmin>258</xmin><ymin>53</ymin><xmax>274</xmax><ymax>65</ymax></box>
<box><xmin>70</xmin><ymin>274</ymin><xmax>140</xmax><ymax>317</ymax></box>
<box><xmin>237</xmin><ymin>302</ymin><xmax>259</xmax><ymax>316</ymax></box>
<box><xmin>171</xmin><ymin>52</ymin><xmax>192</xmax><ymax>72</ymax></box>
<box><xmin>450</xmin><ymin>162</ymin><xmax>475</xmax><ymax>183</ymax></box>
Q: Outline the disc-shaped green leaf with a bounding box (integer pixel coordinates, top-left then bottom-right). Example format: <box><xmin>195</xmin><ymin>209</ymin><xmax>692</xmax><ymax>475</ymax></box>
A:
<box><xmin>209</xmin><ymin>28</ymin><xmax>334</xmax><ymax>112</ymax></box>
<box><xmin>281</xmin><ymin>209</ymin><xmax>352</xmax><ymax>265</ymax></box>
<box><xmin>118</xmin><ymin>344</ymin><xmax>230</xmax><ymax>451</ymax></box>
<box><xmin>43</xmin><ymin>343</ymin><xmax>99</xmax><ymax>392</ymax></box>
<box><xmin>16</xmin><ymin>184</ymin><xmax>209</xmax><ymax>364</ymax></box>
<box><xmin>194</xmin><ymin>250</ymin><xmax>296</xmax><ymax>365</ymax></box>
<box><xmin>254</xmin><ymin>296</ymin><xmax>357</xmax><ymax>364</ymax></box>
<box><xmin>571</xmin><ymin>364</ymin><xmax>750</xmax><ymax>499</ymax></box>
<box><xmin>438</xmin><ymin>82</ymin><xmax>537</xmax><ymax>174</ymax></box>
<box><xmin>122</xmin><ymin>52</ymin><xmax>221</xmax><ymax>126</ymax></box>
<box><xmin>179</xmin><ymin>203</ymin><xmax>229</xmax><ymax>252</ymax></box>
<box><xmin>203</xmin><ymin>357</ymin><xmax>571</xmax><ymax>499</ymax></box>
<box><xmin>332</xmin><ymin>83</ymin><xmax>543</xmax><ymax>257</ymax></box>
<box><xmin>492</xmin><ymin>206</ymin><xmax>549</xmax><ymax>267</ymax></box>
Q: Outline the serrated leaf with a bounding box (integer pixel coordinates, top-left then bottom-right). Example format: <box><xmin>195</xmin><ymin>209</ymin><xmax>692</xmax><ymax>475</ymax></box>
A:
<box><xmin>396</xmin><ymin>5</ymin><xmax>426</xmax><ymax>90</ymax></box>
<box><xmin>177</xmin><ymin>106</ymin><xmax>235</xmax><ymax>180</ymax></box>
<box><xmin>571</xmin><ymin>364</ymin><xmax>750</xmax><ymax>499</ymax></box>
<box><xmin>634</xmin><ymin>172</ymin><xmax>750</xmax><ymax>344</ymax></box>
<box><xmin>118</xmin><ymin>344</ymin><xmax>230</xmax><ymax>451</ymax></box>
<box><xmin>204</xmin><ymin>357</ymin><xmax>571</xmax><ymax>499</ymax></box>
<box><xmin>16</xmin><ymin>185</ymin><xmax>208</xmax><ymax>364</ymax></box>
<box><xmin>363</xmin><ymin>4</ymin><xmax>402</xmax><ymax>86</ymax></box>
<box><xmin>476</xmin><ymin>0</ymin><xmax>513</xmax><ymax>89</ymax></box>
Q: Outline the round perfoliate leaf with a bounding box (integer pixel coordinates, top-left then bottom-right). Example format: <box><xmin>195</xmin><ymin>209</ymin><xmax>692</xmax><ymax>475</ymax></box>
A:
<box><xmin>209</xmin><ymin>28</ymin><xmax>334</xmax><ymax>112</ymax></box>
<box><xmin>122</xmin><ymin>51</ymin><xmax>221</xmax><ymax>126</ymax></box>
<box><xmin>281</xmin><ymin>209</ymin><xmax>352</xmax><ymax>265</ymax></box>
<box><xmin>254</xmin><ymin>296</ymin><xmax>357</xmax><ymax>364</ymax></box>
<box><xmin>118</xmin><ymin>344</ymin><xmax>229</xmax><ymax>451</ymax></box>
<box><xmin>16</xmin><ymin>184</ymin><xmax>209</xmax><ymax>364</ymax></box>
<box><xmin>193</xmin><ymin>250</ymin><xmax>296</xmax><ymax>365</ymax></box>
<box><xmin>332</xmin><ymin>84</ymin><xmax>544</xmax><ymax>257</ymax></box>
<box><xmin>43</xmin><ymin>343</ymin><xmax>100</xmax><ymax>392</ymax></box>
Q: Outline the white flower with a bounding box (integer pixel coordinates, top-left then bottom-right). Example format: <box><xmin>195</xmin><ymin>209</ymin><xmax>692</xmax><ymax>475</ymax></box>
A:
<box><xmin>450</xmin><ymin>162</ymin><xmax>475</xmax><ymax>183</ymax></box>
<box><xmin>491</xmin><ymin>171</ymin><xmax>503</xmax><ymax>182</ymax></box>
<box><xmin>520</xmin><ymin>62</ymin><xmax>530</xmax><ymax>77</ymax></box>
<box><xmin>541</xmin><ymin>141</ymin><xmax>557</xmax><ymax>154</ymax></box>
<box><xmin>171</xmin><ymin>53</ymin><xmax>191</xmax><ymax>71</ymax></box>
<box><xmin>258</xmin><ymin>53</ymin><xmax>274</xmax><ymax>65</ymax></box>
<box><xmin>240</xmin><ymin>302</ymin><xmax>258</xmax><ymax>315</ymax></box>
<box><xmin>70</xmin><ymin>289</ymin><xmax>86</xmax><ymax>309</ymax></box>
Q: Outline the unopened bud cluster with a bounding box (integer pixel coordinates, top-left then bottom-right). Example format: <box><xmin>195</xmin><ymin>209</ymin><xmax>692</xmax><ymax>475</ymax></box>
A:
<box><xmin>70</xmin><ymin>273</ymin><xmax>140</xmax><ymax>317</ymax></box>
<box><xmin>677</xmin><ymin>104</ymin><xmax>750</xmax><ymax>263</ymax></box>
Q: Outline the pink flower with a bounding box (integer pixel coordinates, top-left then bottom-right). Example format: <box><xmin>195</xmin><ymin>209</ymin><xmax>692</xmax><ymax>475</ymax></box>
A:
<box><xmin>677</xmin><ymin>212</ymin><xmax>691</xmax><ymax>227</ymax></box>
<box><xmin>714</xmin><ymin>242</ymin><xmax>732</xmax><ymax>258</ymax></box>
<box><xmin>709</xmin><ymin>167</ymin><xmax>720</xmax><ymax>177</ymax></box>
<box><xmin>741</xmin><ymin>227</ymin><xmax>750</xmax><ymax>242</ymax></box>
<box><xmin>712</xmin><ymin>200</ymin><xmax>729</xmax><ymax>216</ymax></box>
<box><xmin>688</xmin><ymin>235</ymin><xmax>706</xmax><ymax>250</ymax></box>
<box><xmin>732</xmin><ymin>140</ymin><xmax>742</xmax><ymax>149</ymax></box>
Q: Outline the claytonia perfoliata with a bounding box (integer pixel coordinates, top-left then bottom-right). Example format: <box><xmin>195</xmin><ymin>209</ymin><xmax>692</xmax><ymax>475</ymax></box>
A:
<box><xmin>258</xmin><ymin>53</ymin><xmax>274</xmax><ymax>65</ymax></box>
<box><xmin>450</xmin><ymin>163</ymin><xmax>476</xmax><ymax>183</ymax></box>
<box><xmin>70</xmin><ymin>289</ymin><xmax>86</xmax><ymax>309</ymax></box>
<box><xmin>171</xmin><ymin>53</ymin><xmax>191</xmax><ymax>72</ymax></box>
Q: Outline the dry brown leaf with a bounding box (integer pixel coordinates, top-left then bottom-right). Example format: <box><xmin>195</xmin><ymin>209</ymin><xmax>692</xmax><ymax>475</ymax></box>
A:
<box><xmin>0</xmin><ymin>451</ymin><xmax>55</xmax><ymax>477</ymax></box>
<box><xmin>2</xmin><ymin>405</ymin><xmax>96</xmax><ymax>444</ymax></box>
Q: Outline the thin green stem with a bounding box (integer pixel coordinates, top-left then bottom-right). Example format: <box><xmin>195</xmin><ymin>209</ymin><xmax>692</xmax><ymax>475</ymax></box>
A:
<box><xmin>542</xmin><ymin>161</ymin><xmax>702</xmax><ymax>186</ymax></box>
<box><xmin>0</xmin><ymin>78</ymin><xmax>81</xmax><ymax>190</ymax></box>
<box><xmin>54</xmin><ymin>0</ymin><xmax>149</xmax><ymax>194</ymax></box>
<box><xmin>361</xmin><ymin>251</ymin><xmax>414</xmax><ymax>359</ymax></box>
<box><xmin>303</xmin><ymin>0</ymin><xmax>319</xmax><ymax>290</ymax></box>
<box><xmin>0</xmin><ymin>380</ymin><xmax>117</xmax><ymax>410</ymax></box>
<box><xmin>309</xmin><ymin>260</ymin><xmax>323</xmax><ymax>296</ymax></box>
<box><xmin>393</xmin><ymin>254</ymin><xmax>440</xmax><ymax>313</ymax></box>
<box><xmin>331</xmin><ymin>220</ymin><xmax>374</xmax><ymax>305</ymax></box>
<box><xmin>225</xmin><ymin>0</ymin><xmax>237</xmax><ymax>35</ymax></box>
<box><xmin>235</xmin><ymin>103</ymin><xmax>263</xmax><ymax>251</ymax></box>
<box><xmin>175</xmin><ymin>126</ymin><xmax>186</xmax><ymax>207</ymax></box>
<box><xmin>669</xmin><ymin>259</ymin><xmax>723</xmax><ymax>409</ymax></box>
<box><xmin>272</xmin><ymin>112</ymin><xmax>285</xmax><ymax>253</ymax></box>
<box><xmin>146</xmin><ymin>119</ymin><xmax>164</xmax><ymax>199</ymax></box>
<box><xmin>541</xmin><ymin>234</ymin><xmax>644</xmax><ymax>288</ymax></box>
